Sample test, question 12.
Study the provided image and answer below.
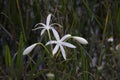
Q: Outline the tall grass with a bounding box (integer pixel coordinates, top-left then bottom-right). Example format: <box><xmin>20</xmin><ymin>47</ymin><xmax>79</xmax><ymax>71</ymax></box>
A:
<box><xmin>0</xmin><ymin>0</ymin><xmax>120</xmax><ymax>80</ymax></box>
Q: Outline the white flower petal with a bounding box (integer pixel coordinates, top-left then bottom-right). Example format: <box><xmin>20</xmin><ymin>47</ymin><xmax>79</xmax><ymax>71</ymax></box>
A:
<box><xmin>50</xmin><ymin>23</ymin><xmax>63</xmax><ymax>28</ymax></box>
<box><xmin>73</xmin><ymin>37</ymin><xmax>88</xmax><ymax>44</ymax></box>
<box><xmin>53</xmin><ymin>45</ymin><xmax>59</xmax><ymax>55</ymax></box>
<box><xmin>52</xmin><ymin>28</ymin><xmax>60</xmax><ymax>41</ymax></box>
<box><xmin>46</xmin><ymin>41</ymin><xmax>57</xmax><ymax>45</ymax></box>
<box><xmin>46</xmin><ymin>14</ymin><xmax>52</xmax><ymax>26</ymax></box>
<box><xmin>61</xmin><ymin>42</ymin><xmax>76</xmax><ymax>48</ymax></box>
<box><xmin>41</xmin><ymin>29</ymin><xmax>46</xmax><ymax>35</ymax></box>
<box><xmin>60</xmin><ymin>45</ymin><xmax>66</xmax><ymax>60</ymax></box>
<box><xmin>35</xmin><ymin>23</ymin><xmax>46</xmax><ymax>27</ymax></box>
<box><xmin>23</xmin><ymin>43</ymin><xmax>38</xmax><ymax>55</ymax></box>
<box><xmin>61</xmin><ymin>34</ymin><xmax>71</xmax><ymax>41</ymax></box>
<box><xmin>32</xmin><ymin>27</ymin><xmax>44</xmax><ymax>31</ymax></box>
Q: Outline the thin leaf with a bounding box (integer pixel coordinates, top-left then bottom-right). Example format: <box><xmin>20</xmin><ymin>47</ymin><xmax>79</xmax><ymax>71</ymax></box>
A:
<box><xmin>5</xmin><ymin>45</ymin><xmax>12</xmax><ymax>67</ymax></box>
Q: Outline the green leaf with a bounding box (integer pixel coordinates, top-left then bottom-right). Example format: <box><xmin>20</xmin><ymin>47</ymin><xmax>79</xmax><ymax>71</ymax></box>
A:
<box><xmin>15</xmin><ymin>33</ymin><xmax>24</xmax><ymax>79</ymax></box>
<box><xmin>16</xmin><ymin>33</ymin><xmax>24</xmax><ymax>68</ymax></box>
<box><xmin>5</xmin><ymin>45</ymin><xmax>12</xmax><ymax>67</ymax></box>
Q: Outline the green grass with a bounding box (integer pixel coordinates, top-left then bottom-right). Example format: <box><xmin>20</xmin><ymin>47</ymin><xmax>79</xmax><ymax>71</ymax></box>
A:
<box><xmin>0</xmin><ymin>0</ymin><xmax>120</xmax><ymax>80</ymax></box>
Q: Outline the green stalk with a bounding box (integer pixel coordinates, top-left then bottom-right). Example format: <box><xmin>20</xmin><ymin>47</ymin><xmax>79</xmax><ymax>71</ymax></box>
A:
<box><xmin>82</xmin><ymin>0</ymin><xmax>102</xmax><ymax>28</ymax></box>
<box><xmin>16</xmin><ymin>0</ymin><xmax>27</xmax><ymax>42</ymax></box>
<box><xmin>80</xmin><ymin>46</ymin><xmax>89</xmax><ymax>80</ymax></box>
<box><xmin>47</xmin><ymin>30</ymin><xmax>52</xmax><ymax>41</ymax></box>
<box><xmin>47</xmin><ymin>30</ymin><xmax>53</xmax><ymax>53</ymax></box>
<box><xmin>96</xmin><ymin>2</ymin><xmax>110</xmax><ymax>80</ymax></box>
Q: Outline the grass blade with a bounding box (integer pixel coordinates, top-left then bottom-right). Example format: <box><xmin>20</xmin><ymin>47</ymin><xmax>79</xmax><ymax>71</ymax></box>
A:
<box><xmin>5</xmin><ymin>45</ymin><xmax>12</xmax><ymax>67</ymax></box>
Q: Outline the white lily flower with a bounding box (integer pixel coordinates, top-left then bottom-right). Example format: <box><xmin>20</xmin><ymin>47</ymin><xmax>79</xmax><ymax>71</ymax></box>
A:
<box><xmin>46</xmin><ymin>31</ymin><xmax>76</xmax><ymax>60</ymax></box>
<box><xmin>23</xmin><ymin>43</ymin><xmax>38</xmax><ymax>55</ymax></box>
<box><xmin>72</xmin><ymin>36</ymin><xmax>88</xmax><ymax>45</ymax></box>
<box><xmin>33</xmin><ymin>14</ymin><xmax>62</xmax><ymax>36</ymax></box>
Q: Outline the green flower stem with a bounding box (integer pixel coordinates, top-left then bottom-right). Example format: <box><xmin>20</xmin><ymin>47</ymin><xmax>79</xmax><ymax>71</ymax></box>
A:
<box><xmin>47</xmin><ymin>30</ymin><xmax>53</xmax><ymax>53</ymax></box>
<box><xmin>47</xmin><ymin>30</ymin><xmax>52</xmax><ymax>41</ymax></box>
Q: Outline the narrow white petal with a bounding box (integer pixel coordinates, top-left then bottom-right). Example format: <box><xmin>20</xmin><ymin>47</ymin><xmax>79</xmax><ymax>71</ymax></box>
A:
<box><xmin>60</xmin><ymin>45</ymin><xmax>66</xmax><ymax>60</ymax></box>
<box><xmin>23</xmin><ymin>43</ymin><xmax>38</xmax><ymax>55</ymax></box>
<box><xmin>46</xmin><ymin>14</ymin><xmax>52</xmax><ymax>26</ymax></box>
<box><xmin>34</xmin><ymin>23</ymin><xmax>46</xmax><ymax>27</ymax></box>
<box><xmin>46</xmin><ymin>41</ymin><xmax>57</xmax><ymax>45</ymax></box>
<box><xmin>53</xmin><ymin>45</ymin><xmax>59</xmax><ymax>55</ymax></box>
<box><xmin>32</xmin><ymin>27</ymin><xmax>44</xmax><ymax>31</ymax></box>
<box><xmin>52</xmin><ymin>29</ymin><xmax>60</xmax><ymax>41</ymax></box>
<box><xmin>73</xmin><ymin>37</ymin><xmax>88</xmax><ymax>44</ymax></box>
<box><xmin>61</xmin><ymin>34</ymin><xmax>71</xmax><ymax>41</ymax></box>
<box><xmin>41</xmin><ymin>29</ymin><xmax>46</xmax><ymax>35</ymax></box>
<box><xmin>50</xmin><ymin>23</ymin><xmax>63</xmax><ymax>28</ymax></box>
<box><xmin>61</xmin><ymin>42</ymin><xmax>76</xmax><ymax>48</ymax></box>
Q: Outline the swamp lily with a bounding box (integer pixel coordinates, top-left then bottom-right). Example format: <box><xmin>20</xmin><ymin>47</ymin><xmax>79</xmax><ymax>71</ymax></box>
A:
<box><xmin>72</xmin><ymin>36</ymin><xmax>88</xmax><ymax>45</ymax></box>
<box><xmin>23</xmin><ymin>13</ymin><xmax>88</xmax><ymax>60</ymax></box>
<box><xmin>46</xmin><ymin>30</ymin><xmax>76</xmax><ymax>60</ymax></box>
<box><xmin>32</xmin><ymin>14</ymin><xmax>62</xmax><ymax>36</ymax></box>
<box><xmin>23</xmin><ymin>43</ymin><xmax>39</xmax><ymax>55</ymax></box>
